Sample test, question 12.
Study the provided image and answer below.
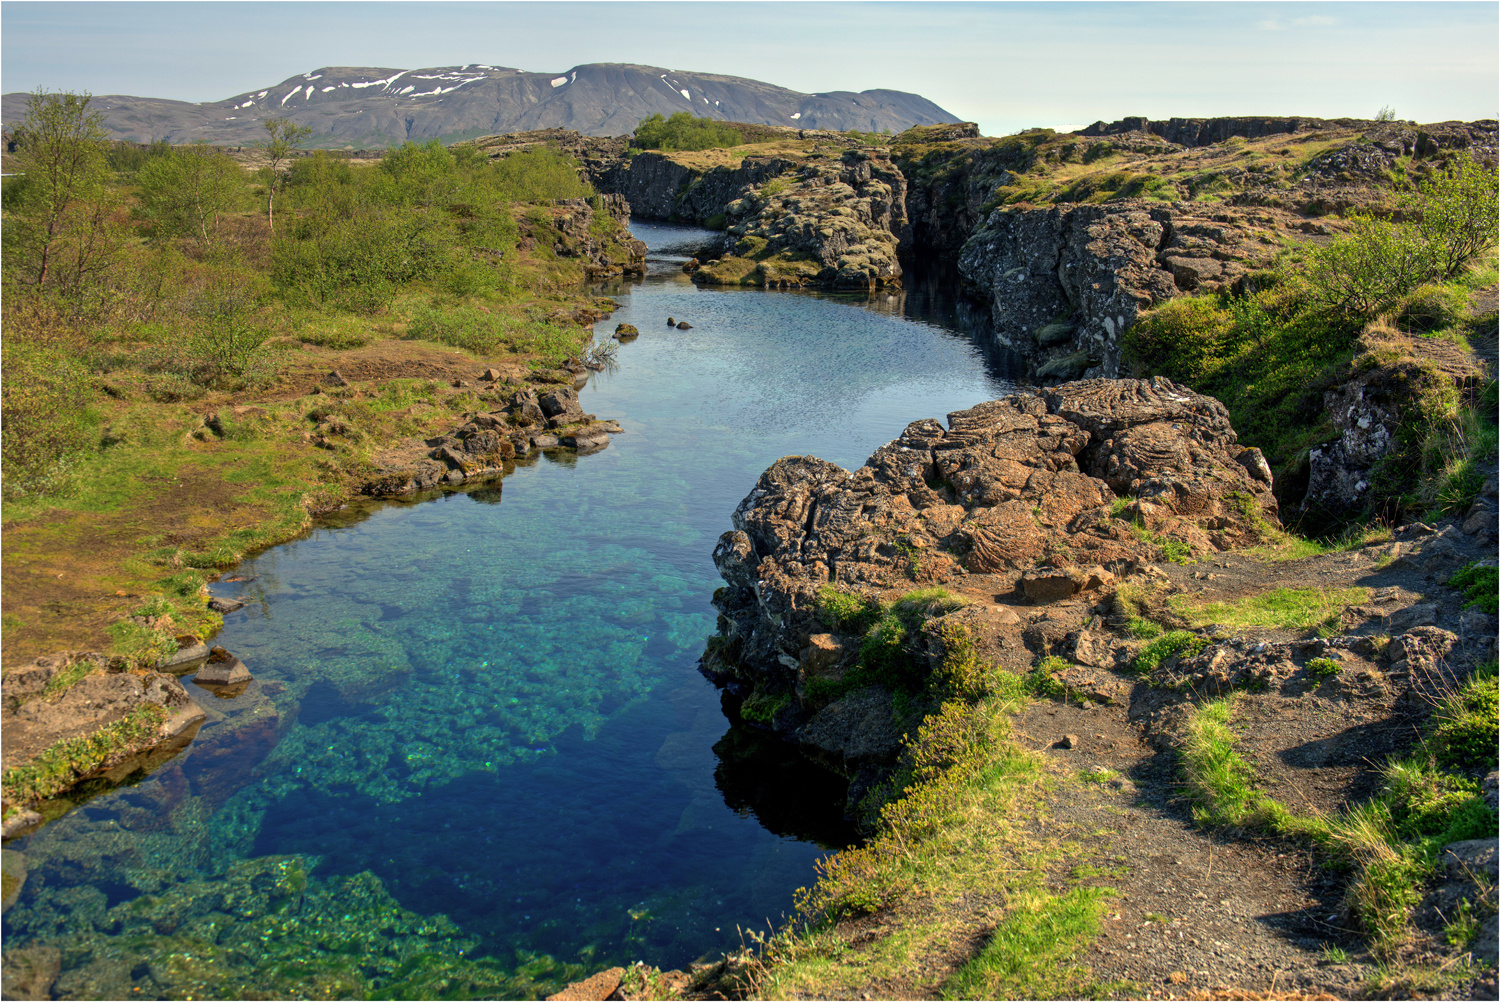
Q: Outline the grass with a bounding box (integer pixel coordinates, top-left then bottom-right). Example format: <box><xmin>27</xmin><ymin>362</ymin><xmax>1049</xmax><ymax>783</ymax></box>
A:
<box><xmin>938</xmin><ymin>886</ymin><xmax>1120</xmax><ymax>1000</ymax></box>
<box><xmin>1132</xmin><ymin>631</ymin><xmax>1209</xmax><ymax>674</ymax></box>
<box><xmin>1449</xmin><ymin>561</ymin><xmax>1499</xmax><ymax>616</ymax></box>
<box><xmin>1169</xmin><ymin>586</ymin><xmax>1369</xmax><ymax>636</ymax></box>
<box><xmin>736</xmin><ymin>694</ymin><xmax>1122</xmax><ymax>1000</ymax></box>
<box><xmin>1178</xmin><ymin>682</ymin><xmax>1498</xmax><ymax>959</ymax></box>
<box><xmin>1246</xmin><ymin>522</ymin><xmax>1394</xmax><ymax>561</ymax></box>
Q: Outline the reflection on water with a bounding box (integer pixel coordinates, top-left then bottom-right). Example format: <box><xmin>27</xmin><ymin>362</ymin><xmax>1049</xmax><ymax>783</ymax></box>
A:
<box><xmin>1</xmin><ymin>221</ymin><xmax>1019</xmax><ymax>999</ymax></box>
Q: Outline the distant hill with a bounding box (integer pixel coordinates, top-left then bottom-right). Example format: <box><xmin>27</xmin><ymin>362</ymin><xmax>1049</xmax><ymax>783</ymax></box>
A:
<box><xmin>0</xmin><ymin>63</ymin><xmax>960</xmax><ymax>148</ymax></box>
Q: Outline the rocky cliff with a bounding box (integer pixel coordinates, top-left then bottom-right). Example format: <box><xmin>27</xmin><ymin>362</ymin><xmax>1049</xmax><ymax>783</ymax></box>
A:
<box><xmin>703</xmin><ymin>378</ymin><xmax>1280</xmax><ymax>793</ymax></box>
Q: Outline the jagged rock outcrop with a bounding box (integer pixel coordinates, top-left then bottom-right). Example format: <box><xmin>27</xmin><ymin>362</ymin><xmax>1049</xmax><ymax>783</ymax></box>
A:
<box><xmin>957</xmin><ymin>201</ymin><xmax>1303</xmax><ymax>379</ymax></box>
<box><xmin>1081</xmin><ymin>115</ymin><xmax>1498</xmax><ymax>158</ymax></box>
<box><xmin>698</xmin><ymin>147</ymin><xmax>908</xmax><ymax>288</ymax></box>
<box><xmin>587</xmin><ymin>150</ymin><xmax>793</xmax><ymax>224</ymax></box>
<box><xmin>515</xmin><ymin>194</ymin><xmax>645</xmax><ymax>279</ymax></box>
<box><xmin>595</xmin><ymin>145</ymin><xmax>908</xmax><ymax>289</ymax></box>
<box><xmin>703</xmin><ymin>378</ymin><xmax>1279</xmax><ymax>774</ymax></box>
<box><xmin>1293</xmin><ymin>331</ymin><xmax>1488</xmax><ymax>530</ymax></box>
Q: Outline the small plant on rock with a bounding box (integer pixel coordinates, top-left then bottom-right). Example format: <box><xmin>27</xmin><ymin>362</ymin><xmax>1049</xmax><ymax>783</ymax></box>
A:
<box><xmin>1308</xmin><ymin>657</ymin><xmax>1343</xmax><ymax>677</ymax></box>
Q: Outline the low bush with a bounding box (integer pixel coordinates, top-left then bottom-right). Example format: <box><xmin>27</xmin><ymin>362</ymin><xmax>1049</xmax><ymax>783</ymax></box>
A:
<box><xmin>632</xmin><ymin>112</ymin><xmax>743</xmax><ymax>152</ymax></box>
<box><xmin>1427</xmin><ymin>666</ymin><xmax>1499</xmax><ymax>772</ymax></box>
<box><xmin>1449</xmin><ymin>562</ymin><xmax>1499</xmax><ymax>616</ymax></box>
<box><xmin>1</xmin><ymin>340</ymin><xmax>99</xmax><ymax>497</ymax></box>
<box><xmin>1132</xmin><ymin>630</ymin><xmax>1208</xmax><ymax>674</ymax></box>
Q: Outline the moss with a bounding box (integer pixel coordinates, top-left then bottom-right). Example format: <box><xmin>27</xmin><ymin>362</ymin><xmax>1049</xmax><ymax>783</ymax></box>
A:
<box><xmin>1132</xmin><ymin>631</ymin><xmax>1209</xmax><ymax>674</ymax></box>
<box><xmin>740</xmin><ymin>688</ymin><xmax>792</xmax><ymax>726</ymax></box>
<box><xmin>1</xmin><ymin>703</ymin><xmax>167</xmax><ymax>805</ymax></box>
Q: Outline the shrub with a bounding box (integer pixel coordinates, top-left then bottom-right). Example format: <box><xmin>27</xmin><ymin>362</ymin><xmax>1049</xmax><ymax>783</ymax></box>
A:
<box><xmin>1449</xmin><ymin>562</ymin><xmax>1499</xmax><ymax>616</ymax></box>
<box><xmin>1413</xmin><ymin>151</ymin><xmax>1500</xmax><ymax>281</ymax></box>
<box><xmin>487</xmin><ymin>146</ymin><xmax>594</xmax><ymax>201</ymax></box>
<box><xmin>134</xmin><ymin>142</ymin><xmax>250</xmax><ymax>245</ymax></box>
<box><xmin>1</xmin><ymin>340</ymin><xmax>98</xmax><ymax>496</ymax></box>
<box><xmin>1304</xmin><ymin>214</ymin><xmax>1436</xmax><ymax>320</ymax></box>
<box><xmin>1133</xmin><ymin>631</ymin><xmax>1209</xmax><ymax>674</ymax></box>
<box><xmin>272</xmin><ymin>207</ymin><xmax>451</xmax><ymax>311</ymax></box>
<box><xmin>1428</xmin><ymin>668</ymin><xmax>1499</xmax><ymax>772</ymax></box>
<box><xmin>183</xmin><ymin>313</ymin><xmax>278</xmax><ymax>388</ymax></box>
<box><xmin>632</xmin><ymin>112</ymin><xmax>743</xmax><ymax>152</ymax></box>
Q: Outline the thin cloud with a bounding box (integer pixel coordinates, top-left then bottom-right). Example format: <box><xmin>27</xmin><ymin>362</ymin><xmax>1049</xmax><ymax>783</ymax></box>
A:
<box><xmin>1293</xmin><ymin>16</ymin><xmax>1337</xmax><ymax>27</ymax></box>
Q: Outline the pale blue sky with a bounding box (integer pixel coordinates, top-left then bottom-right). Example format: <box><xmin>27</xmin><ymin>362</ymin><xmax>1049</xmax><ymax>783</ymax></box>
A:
<box><xmin>2</xmin><ymin>1</ymin><xmax>1495</xmax><ymax>135</ymax></box>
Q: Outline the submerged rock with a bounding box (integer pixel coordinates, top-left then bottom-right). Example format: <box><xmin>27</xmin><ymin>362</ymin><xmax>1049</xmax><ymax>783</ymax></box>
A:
<box><xmin>194</xmin><ymin>647</ymin><xmax>252</xmax><ymax>686</ymax></box>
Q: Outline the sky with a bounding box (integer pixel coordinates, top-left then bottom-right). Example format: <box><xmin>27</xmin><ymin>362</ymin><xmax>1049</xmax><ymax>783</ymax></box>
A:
<box><xmin>1</xmin><ymin>1</ymin><xmax>1495</xmax><ymax>135</ymax></box>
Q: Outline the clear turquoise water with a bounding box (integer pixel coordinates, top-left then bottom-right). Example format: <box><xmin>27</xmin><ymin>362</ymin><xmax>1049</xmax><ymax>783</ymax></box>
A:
<box><xmin>1</xmin><ymin>222</ymin><xmax>1018</xmax><ymax>999</ymax></box>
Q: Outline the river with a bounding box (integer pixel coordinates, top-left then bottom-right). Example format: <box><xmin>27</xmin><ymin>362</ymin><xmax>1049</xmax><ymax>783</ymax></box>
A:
<box><xmin>0</xmin><ymin>222</ymin><xmax>1021</xmax><ymax>999</ymax></box>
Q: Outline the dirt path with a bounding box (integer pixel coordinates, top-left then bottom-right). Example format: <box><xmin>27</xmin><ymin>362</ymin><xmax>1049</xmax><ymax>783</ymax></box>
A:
<box><xmin>1009</xmin><ymin>515</ymin><xmax>1499</xmax><ymax>1000</ymax></box>
<box><xmin>1018</xmin><ymin>697</ymin><xmax>1360</xmax><ymax>999</ymax></box>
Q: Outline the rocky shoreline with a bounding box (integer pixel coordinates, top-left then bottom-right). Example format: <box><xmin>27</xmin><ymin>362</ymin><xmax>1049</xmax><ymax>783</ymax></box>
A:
<box><xmin>584</xmin><ymin>116</ymin><xmax>1497</xmax><ymax>381</ymax></box>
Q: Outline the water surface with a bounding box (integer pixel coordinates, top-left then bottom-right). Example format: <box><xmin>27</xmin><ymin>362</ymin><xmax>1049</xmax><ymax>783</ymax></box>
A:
<box><xmin>1</xmin><ymin>221</ymin><xmax>1020</xmax><ymax>998</ymax></box>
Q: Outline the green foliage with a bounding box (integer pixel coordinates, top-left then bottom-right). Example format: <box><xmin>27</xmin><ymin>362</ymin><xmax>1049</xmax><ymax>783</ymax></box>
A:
<box><xmin>632</xmin><ymin>112</ymin><xmax>743</xmax><ymax>152</ymax></box>
<box><xmin>1413</xmin><ymin>151</ymin><xmax>1500</xmax><ymax>281</ymax></box>
<box><xmin>1132</xmin><ymin>631</ymin><xmax>1209</xmax><ymax>674</ymax></box>
<box><xmin>1448</xmin><ymin>562</ymin><xmax>1499</xmax><ymax>616</ymax></box>
<box><xmin>1307</xmin><ymin>657</ymin><xmax>1343</xmax><ymax>677</ymax></box>
<box><xmin>3</xmin><ymin>88</ymin><xmax>120</xmax><ymax>295</ymax></box>
<box><xmin>937</xmin><ymin>620</ymin><xmax>989</xmax><ymax>700</ymax></box>
<box><xmin>740</xmin><ymin>688</ymin><xmax>791</xmax><ymax>726</ymax></box>
<box><xmin>486</xmin><ymin>147</ymin><xmax>594</xmax><ymax>202</ymax></box>
<box><xmin>1427</xmin><ymin>667</ymin><xmax>1499</xmax><ymax>772</ymax></box>
<box><xmin>816</xmin><ymin>586</ymin><xmax>880</xmax><ymax>634</ymax></box>
<box><xmin>796</xmin><ymin>700</ymin><xmax>995</xmax><ymax>922</ymax></box>
<box><xmin>135</xmin><ymin>142</ymin><xmax>250</xmax><ymax>244</ymax></box>
<box><xmin>1127</xmin><ymin>166</ymin><xmax>1495</xmax><ymax>536</ymax></box>
<box><xmin>1304</xmin><ymin>213</ymin><xmax>1437</xmax><ymax>320</ymax></box>
<box><xmin>104</xmin><ymin>138</ymin><xmax>172</xmax><ymax>178</ymax></box>
<box><xmin>272</xmin><ymin>206</ymin><xmax>451</xmax><ymax>311</ymax></box>
<box><xmin>258</xmin><ymin>115</ymin><xmax>314</xmax><ymax>232</ymax></box>
<box><xmin>181</xmin><ymin>312</ymin><xmax>278</xmax><ymax>388</ymax></box>
<box><xmin>1</xmin><ymin>339</ymin><xmax>98</xmax><ymax>497</ymax></box>
<box><xmin>1029</xmin><ymin>655</ymin><xmax>1070</xmax><ymax>701</ymax></box>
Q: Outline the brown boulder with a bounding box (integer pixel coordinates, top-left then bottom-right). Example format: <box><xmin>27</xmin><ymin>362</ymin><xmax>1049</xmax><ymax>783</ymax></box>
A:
<box><xmin>707</xmin><ymin>378</ymin><xmax>1280</xmax><ymax>734</ymax></box>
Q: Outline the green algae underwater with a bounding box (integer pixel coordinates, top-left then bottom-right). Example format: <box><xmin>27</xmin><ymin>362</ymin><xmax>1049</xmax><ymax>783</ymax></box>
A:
<box><xmin>0</xmin><ymin>223</ymin><xmax>1021</xmax><ymax>1000</ymax></box>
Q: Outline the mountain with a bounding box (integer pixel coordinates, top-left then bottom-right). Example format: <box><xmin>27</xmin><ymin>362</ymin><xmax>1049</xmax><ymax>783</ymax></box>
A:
<box><xmin>1</xmin><ymin>63</ymin><xmax>960</xmax><ymax>148</ymax></box>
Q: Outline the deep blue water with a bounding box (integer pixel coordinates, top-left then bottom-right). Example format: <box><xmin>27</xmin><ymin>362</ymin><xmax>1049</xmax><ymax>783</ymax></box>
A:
<box><xmin>1</xmin><ymin>222</ymin><xmax>1019</xmax><ymax>998</ymax></box>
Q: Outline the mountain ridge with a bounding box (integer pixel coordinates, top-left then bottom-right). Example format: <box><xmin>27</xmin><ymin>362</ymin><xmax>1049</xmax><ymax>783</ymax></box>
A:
<box><xmin>0</xmin><ymin>62</ymin><xmax>960</xmax><ymax>147</ymax></box>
